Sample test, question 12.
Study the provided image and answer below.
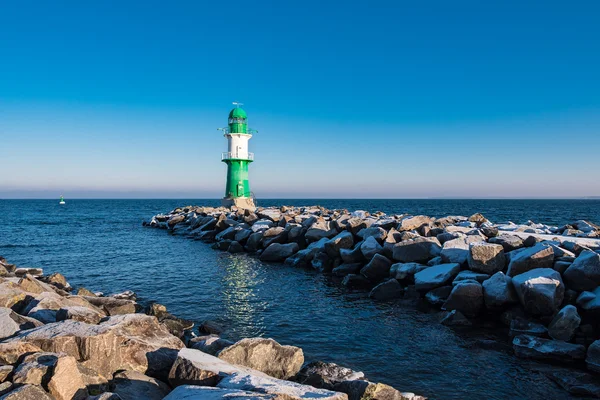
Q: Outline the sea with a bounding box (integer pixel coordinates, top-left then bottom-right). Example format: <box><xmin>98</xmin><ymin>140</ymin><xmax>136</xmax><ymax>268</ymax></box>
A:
<box><xmin>1</xmin><ymin>199</ymin><xmax>599</xmax><ymax>400</ymax></box>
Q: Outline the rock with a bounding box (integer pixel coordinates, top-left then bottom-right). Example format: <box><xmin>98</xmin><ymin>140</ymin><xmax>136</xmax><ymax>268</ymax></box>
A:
<box><xmin>546</xmin><ymin>370</ymin><xmax>600</xmax><ymax>398</ymax></box>
<box><xmin>83</xmin><ymin>296</ymin><xmax>137</xmax><ymax>316</ymax></box>
<box><xmin>47</xmin><ymin>356</ymin><xmax>89</xmax><ymax>400</ymax></box>
<box><xmin>0</xmin><ymin>281</ymin><xmax>31</xmax><ymax>311</ymax></box>
<box><xmin>360</xmin><ymin>237</ymin><xmax>383</xmax><ymax>260</ymax></box>
<box><xmin>228</xmin><ymin>241</ymin><xmax>244</xmax><ymax>253</ymax></box>
<box><xmin>56</xmin><ymin>306</ymin><xmax>104</xmax><ymax>325</ymax></box>
<box><xmin>414</xmin><ymin>263</ymin><xmax>460</xmax><ymax>291</ymax></box>
<box><xmin>440</xmin><ymin>237</ymin><xmax>480</xmax><ymax>265</ymax></box>
<box><xmin>553</xmin><ymin>261</ymin><xmax>571</xmax><ymax>274</ymax></box>
<box><xmin>0</xmin><ymin>384</ymin><xmax>54</xmax><ymax>400</ymax></box>
<box><xmin>563</xmin><ymin>250</ymin><xmax>600</xmax><ymax>292</ymax></box>
<box><xmin>512</xmin><ymin>268</ymin><xmax>564</xmax><ymax>316</ymax></box>
<box><xmin>0</xmin><ymin>342</ymin><xmax>43</xmax><ymax>365</ymax></box>
<box><xmin>369</xmin><ymin>279</ymin><xmax>403</xmax><ymax>300</ymax></box>
<box><xmin>467</xmin><ymin>242</ymin><xmax>505</xmax><ymax>274</ymax></box>
<box><xmin>217</xmin><ymin>372</ymin><xmax>347</xmax><ymax>400</ymax></box>
<box><xmin>452</xmin><ymin>270</ymin><xmax>490</xmax><ymax>284</ymax></box>
<box><xmin>548</xmin><ymin>305</ymin><xmax>581</xmax><ymax>341</ymax></box>
<box><xmin>260</xmin><ymin>243</ymin><xmax>299</xmax><ymax>262</ymax></box>
<box><xmin>311</xmin><ymin>252</ymin><xmax>334</xmax><ymax>273</ymax></box>
<box><xmin>509</xmin><ymin>318</ymin><xmax>547</xmax><ymax>337</ymax></box>
<box><xmin>340</xmin><ymin>246</ymin><xmax>365</xmax><ymax>264</ymax></box>
<box><xmin>468</xmin><ymin>213</ymin><xmax>489</xmax><ymax>226</ymax></box>
<box><xmin>360</xmin><ymin>254</ymin><xmax>392</xmax><ymax>283</ymax></box>
<box><xmin>512</xmin><ymin>335</ymin><xmax>586</xmax><ymax>362</ymax></box>
<box><xmin>332</xmin><ymin>263</ymin><xmax>362</xmax><ymax>277</ymax></box>
<box><xmin>482</xmin><ymin>272</ymin><xmax>518</xmax><ymax>308</ymax></box>
<box><xmin>305</xmin><ymin>219</ymin><xmax>338</xmax><ymax>243</ymax></box>
<box><xmin>440</xmin><ymin>309</ymin><xmax>472</xmax><ymax>327</ymax></box>
<box><xmin>334</xmin><ymin>380</ymin><xmax>418</xmax><ymax>400</ymax></box>
<box><xmin>392</xmin><ymin>237</ymin><xmax>442</xmax><ymax>263</ymax></box>
<box><xmin>190</xmin><ymin>335</ymin><xmax>234</xmax><ymax>356</ymax></box>
<box><xmin>0</xmin><ymin>382</ymin><xmax>12</xmax><ymax>396</ymax></box>
<box><xmin>425</xmin><ymin>286</ymin><xmax>452</xmax><ymax>306</ymax></box>
<box><xmin>12</xmin><ymin>351</ymin><xmax>60</xmax><ymax>387</ymax></box>
<box><xmin>506</xmin><ymin>244</ymin><xmax>554</xmax><ymax>277</ymax></box>
<box><xmin>218</xmin><ymin>338</ymin><xmax>303</xmax><ymax>380</ymax></box>
<box><xmin>489</xmin><ymin>235</ymin><xmax>524</xmax><ymax>252</ymax></box>
<box><xmin>163</xmin><ymin>386</ymin><xmax>274</xmax><ymax>400</ymax></box>
<box><xmin>577</xmin><ymin>287</ymin><xmax>600</xmax><ymax>314</ymax></box>
<box><xmin>257</xmin><ymin>209</ymin><xmax>282</xmax><ymax>223</ymax></box>
<box><xmin>442</xmin><ymin>280</ymin><xmax>483</xmax><ymax>317</ymax></box>
<box><xmin>245</xmin><ymin>232</ymin><xmax>264</xmax><ymax>252</ymax></box>
<box><xmin>324</xmin><ymin>232</ymin><xmax>354</xmax><ymax>258</ymax></box>
<box><xmin>0</xmin><ymin>366</ymin><xmax>13</xmax><ymax>383</ymax></box>
<box><xmin>357</xmin><ymin>227</ymin><xmax>386</xmax><ymax>242</ymax></box>
<box><xmin>295</xmin><ymin>361</ymin><xmax>364</xmax><ymax>390</ymax></box>
<box><xmin>262</xmin><ymin>227</ymin><xmax>287</xmax><ymax>248</ymax></box>
<box><xmin>341</xmin><ymin>274</ymin><xmax>371</xmax><ymax>289</ymax></box>
<box><xmin>199</xmin><ymin>320</ymin><xmax>224</xmax><ymax>335</ymax></box>
<box><xmin>14</xmin><ymin>268</ymin><xmax>43</xmax><ymax>278</ymax></box>
<box><xmin>345</xmin><ymin>218</ymin><xmax>367</xmax><ymax>236</ymax></box>
<box><xmin>0</xmin><ymin>307</ymin><xmax>43</xmax><ymax>340</ymax></box>
<box><xmin>113</xmin><ymin>370</ymin><xmax>171</xmax><ymax>400</ymax></box>
<box><xmin>44</xmin><ymin>273</ymin><xmax>70</xmax><ymax>291</ymax></box>
<box><xmin>390</xmin><ymin>263</ymin><xmax>428</xmax><ymax>281</ymax></box>
<box><xmin>481</xmin><ymin>226</ymin><xmax>499</xmax><ymax>238</ymax></box>
<box><xmin>7</xmin><ymin>314</ymin><xmax>184</xmax><ymax>381</ymax></box>
<box><xmin>234</xmin><ymin>229</ymin><xmax>252</xmax><ymax>244</ymax></box>
<box><xmin>76</xmin><ymin>287</ymin><xmax>96</xmax><ymax>297</ymax></box>
<box><xmin>398</xmin><ymin>215</ymin><xmax>431</xmax><ymax>232</ymax></box>
<box><xmin>17</xmin><ymin>274</ymin><xmax>57</xmax><ymax>295</ymax></box>
<box><xmin>586</xmin><ymin>340</ymin><xmax>600</xmax><ymax>373</ymax></box>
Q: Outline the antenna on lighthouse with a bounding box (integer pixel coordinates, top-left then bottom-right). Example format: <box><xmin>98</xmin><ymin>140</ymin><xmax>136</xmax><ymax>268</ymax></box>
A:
<box><xmin>232</xmin><ymin>101</ymin><xmax>243</xmax><ymax>108</ymax></box>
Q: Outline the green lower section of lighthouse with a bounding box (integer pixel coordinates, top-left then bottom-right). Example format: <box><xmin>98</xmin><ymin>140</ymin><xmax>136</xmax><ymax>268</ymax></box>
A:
<box><xmin>223</xmin><ymin>159</ymin><xmax>252</xmax><ymax>198</ymax></box>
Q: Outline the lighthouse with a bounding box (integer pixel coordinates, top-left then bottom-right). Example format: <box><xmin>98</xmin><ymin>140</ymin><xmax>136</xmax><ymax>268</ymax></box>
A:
<box><xmin>219</xmin><ymin>102</ymin><xmax>256</xmax><ymax>210</ymax></box>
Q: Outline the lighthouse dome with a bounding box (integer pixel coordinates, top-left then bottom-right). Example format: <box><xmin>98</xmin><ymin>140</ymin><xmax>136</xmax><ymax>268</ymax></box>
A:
<box><xmin>229</xmin><ymin>107</ymin><xmax>247</xmax><ymax>119</ymax></box>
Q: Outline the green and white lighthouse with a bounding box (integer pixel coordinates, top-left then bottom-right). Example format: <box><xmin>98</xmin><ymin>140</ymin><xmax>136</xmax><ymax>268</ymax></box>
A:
<box><xmin>219</xmin><ymin>102</ymin><xmax>256</xmax><ymax>210</ymax></box>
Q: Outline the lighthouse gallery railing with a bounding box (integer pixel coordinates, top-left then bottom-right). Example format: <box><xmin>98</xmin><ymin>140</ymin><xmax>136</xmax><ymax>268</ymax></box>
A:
<box><xmin>222</xmin><ymin>152</ymin><xmax>254</xmax><ymax>161</ymax></box>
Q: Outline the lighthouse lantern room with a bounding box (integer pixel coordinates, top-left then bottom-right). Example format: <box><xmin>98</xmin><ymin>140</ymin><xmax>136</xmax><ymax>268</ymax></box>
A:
<box><xmin>219</xmin><ymin>102</ymin><xmax>256</xmax><ymax>210</ymax></box>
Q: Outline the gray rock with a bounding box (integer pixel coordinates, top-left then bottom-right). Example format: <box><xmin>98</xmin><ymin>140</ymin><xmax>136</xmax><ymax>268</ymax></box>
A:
<box><xmin>563</xmin><ymin>250</ymin><xmax>600</xmax><ymax>292</ymax></box>
<box><xmin>0</xmin><ymin>384</ymin><xmax>54</xmax><ymax>400</ymax></box>
<box><xmin>357</xmin><ymin>227</ymin><xmax>386</xmax><ymax>242</ymax></box>
<box><xmin>512</xmin><ymin>268</ymin><xmax>564</xmax><ymax>316</ymax></box>
<box><xmin>324</xmin><ymin>232</ymin><xmax>354</xmax><ymax>258</ymax></box>
<box><xmin>113</xmin><ymin>370</ymin><xmax>171</xmax><ymax>400</ymax></box>
<box><xmin>228</xmin><ymin>241</ymin><xmax>244</xmax><ymax>253</ymax></box>
<box><xmin>425</xmin><ymin>286</ymin><xmax>452</xmax><ymax>306</ymax></box>
<box><xmin>56</xmin><ymin>306</ymin><xmax>105</xmax><ymax>325</ymax></box>
<box><xmin>577</xmin><ymin>287</ymin><xmax>600</xmax><ymax>314</ymax></box>
<box><xmin>398</xmin><ymin>215</ymin><xmax>431</xmax><ymax>231</ymax></box>
<box><xmin>414</xmin><ymin>263</ymin><xmax>460</xmax><ymax>291</ymax></box>
<box><xmin>587</xmin><ymin>340</ymin><xmax>600</xmax><ymax>373</ymax></box>
<box><xmin>453</xmin><ymin>270</ymin><xmax>490</xmax><ymax>285</ymax></box>
<box><xmin>311</xmin><ymin>252</ymin><xmax>333</xmax><ymax>273</ymax></box>
<box><xmin>245</xmin><ymin>232</ymin><xmax>264</xmax><ymax>252</ymax></box>
<box><xmin>164</xmin><ymin>386</ymin><xmax>274</xmax><ymax>400</ymax></box>
<box><xmin>392</xmin><ymin>237</ymin><xmax>442</xmax><ymax>263</ymax></box>
<box><xmin>482</xmin><ymin>272</ymin><xmax>518</xmax><ymax>308</ymax></box>
<box><xmin>331</xmin><ymin>263</ymin><xmax>362</xmax><ymax>277</ymax></box>
<box><xmin>295</xmin><ymin>361</ymin><xmax>364</xmax><ymax>390</ymax></box>
<box><xmin>468</xmin><ymin>242</ymin><xmax>505</xmax><ymax>274</ymax></box>
<box><xmin>340</xmin><ymin>245</ymin><xmax>365</xmax><ymax>264</ymax></box>
<box><xmin>546</xmin><ymin>370</ymin><xmax>600</xmax><ymax>398</ymax></box>
<box><xmin>305</xmin><ymin>219</ymin><xmax>338</xmax><ymax>243</ymax></box>
<box><xmin>506</xmin><ymin>244</ymin><xmax>554</xmax><ymax>277</ymax></box>
<box><xmin>360</xmin><ymin>237</ymin><xmax>383</xmax><ymax>260</ymax></box>
<box><xmin>440</xmin><ymin>237</ymin><xmax>480</xmax><ymax>265</ymax></box>
<box><xmin>509</xmin><ymin>318</ymin><xmax>547</xmax><ymax>337</ymax></box>
<box><xmin>440</xmin><ymin>310</ymin><xmax>472</xmax><ymax>326</ymax></box>
<box><xmin>190</xmin><ymin>335</ymin><xmax>233</xmax><ymax>356</ymax></box>
<box><xmin>489</xmin><ymin>235</ymin><xmax>524</xmax><ymax>252</ymax></box>
<box><xmin>0</xmin><ymin>307</ymin><xmax>43</xmax><ymax>341</ymax></box>
<box><xmin>341</xmin><ymin>274</ymin><xmax>371</xmax><ymax>289</ymax></box>
<box><xmin>548</xmin><ymin>305</ymin><xmax>581</xmax><ymax>341</ymax></box>
<box><xmin>513</xmin><ymin>335</ymin><xmax>586</xmax><ymax>362</ymax></box>
<box><xmin>442</xmin><ymin>280</ymin><xmax>483</xmax><ymax>317</ymax></box>
<box><xmin>360</xmin><ymin>254</ymin><xmax>392</xmax><ymax>282</ymax></box>
<box><xmin>369</xmin><ymin>279</ymin><xmax>403</xmax><ymax>300</ymax></box>
<box><xmin>390</xmin><ymin>263</ymin><xmax>428</xmax><ymax>281</ymax></box>
<box><xmin>260</xmin><ymin>243</ymin><xmax>300</xmax><ymax>262</ymax></box>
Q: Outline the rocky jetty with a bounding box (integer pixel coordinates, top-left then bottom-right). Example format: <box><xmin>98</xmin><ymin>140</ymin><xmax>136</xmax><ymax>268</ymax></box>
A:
<box><xmin>0</xmin><ymin>256</ymin><xmax>424</xmax><ymax>400</ymax></box>
<box><xmin>145</xmin><ymin>205</ymin><xmax>600</xmax><ymax>398</ymax></box>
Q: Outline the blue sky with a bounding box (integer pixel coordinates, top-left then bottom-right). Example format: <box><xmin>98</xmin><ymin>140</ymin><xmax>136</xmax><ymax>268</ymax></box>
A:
<box><xmin>1</xmin><ymin>0</ymin><xmax>599</xmax><ymax>198</ymax></box>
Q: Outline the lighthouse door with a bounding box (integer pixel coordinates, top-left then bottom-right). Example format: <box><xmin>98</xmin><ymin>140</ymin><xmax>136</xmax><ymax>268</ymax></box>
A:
<box><xmin>237</xmin><ymin>183</ymin><xmax>244</xmax><ymax>197</ymax></box>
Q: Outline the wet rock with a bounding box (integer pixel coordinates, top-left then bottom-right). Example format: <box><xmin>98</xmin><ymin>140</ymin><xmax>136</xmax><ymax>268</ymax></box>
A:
<box><xmin>245</xmin><ymin>232</ymin><xmax>264</xmax><ymax>252</ymax></box>
<box><xmin>482</xmin><ymin>272</ymin><xmax>518</xmax><ymax>309</ymax></box>
<box><xmin>512</xmin><ymin>335</ymin><xmax>586</xmax><ymax>362</ymax></box>
<box><xmin>325</xmin><ymin>232</ymin><xmax>354</xmax><ymax>258</ymax></box>
<box><xmin>442</xmin><ymin>280</ymin><xmax>483</xmax><ymax>317</ymax></box>
<box><xmin>512</xmin><ymin>268</ymin><xmax>564</xmax><ymax>316</ymax></box>
<box><xmin>295</xmin><ymin>361</ymin><xmax>364</xmax><ymax>390</ymax></box>
<box><xmin>563</xmin><ymin>250</ymin><xmax>600</xmax><ymax>292</ymax></box>
<box><xmin>113</xmin><ymin>370</ymin><xmax>171</xmax><ymax>400</ymax></box>
<box><xmin>360</xmin><ymin>237</ymin><xmax>383</xmax><ymax>260</ymax></box>
<box><xmin>467</xmin><ymin>242</ymin><xmax>505</xmax><ymax>274</ymax></box>
<box><xmin>360</xmin><ymin>254</ymin><xmax>392</xmax><ymax>283</ymax></box>
<box><xmin>506</xmin><ymin>244</ymin><xmax>554</xmax><ymax>277</ymax></box>
<box><xmin>341</xmin><ymin>274</ymin><xmax>371</xmax><ymax>289</ymax></box>
<box><xmin>335</xmin><ymin>379</ymin><xmax>421</xmax><ymax>400</ymax></box>
<box><xmin>228</xmin><ymin>241</ymin><xmax>244</xmax><ymax>253</ymax></box>
<box><xmin>218</xmin><ymin>338</ymin><xmax>303</xmax><ymax>380</ymax></box>
<box><xmin>586</xmin><ymin>340</ymin><xmax>600</xmax><ymax>373</ymax></box>
<box><xmin>414</xmin><ymin>263</ymin><xmax>460</xmax><ymax>291</ymax></box>
<box><xmin>489</xmin><ymin>235</ymin><xmax>524</xmax><ymax>252</ymax></box>
<box><xmin>369</xmin><ymin>279</ymin><xmax>403</xmax><ymax>300</ymax></box>
<box><xmin>332</xmin><ymin>263</ymin><xmax>362</xmax><ymax>277</ymax></box>
<box><xmin>546</xmin><ymin>370</ymin><xmax>600</xmax><ymax>398</ymax></box>
<box><xmin>0</xmin><ymin>307</ymin><xmax>43</xmax><ymax>340</ymax></box>
<box><xmin>199</xmin><ymin>320</ymin><xmax>224</xmax><ymax>335</ymax></box>
<box><xmin>7</xmin><ymin>314</ymin><xmax>185</xmax><ymax>381</ymax></box>
<box><xmin>0</xmin><ymin>384</ymin><xmax>54</xmax><ymax>400</ymax></box>
<box><xmin>390</xmin><ymin>263</ymin><xmax>428</xmax><ymax>281</ymax></box>
<box><xmin>508</xmin><ymin>318</ymin><xmax>547</xmax><ymax>337</ymax></box>
<box><xmin>452</xmin><ymin>270</ymin><xmax>490</xmax><ymax>285</ymax></box>
<box><xmin>312</xmin><ymin>252</ymin><xmax>334</xmax><ymax>273</ymax></box>
<box><xmin>547</xmin><ymin>305</ymin><xmax>580</xmax><ymax>342</ymax></box>
<box><xmin>260</xmin><ymin>243</ymin><xmax>300</xmax><ymax>262</ymax></box>
<box><xmin>262</xmin><ymin>227</ymin><xmax>287</xmax><ymax>248</ymax></box>
<box><xmin>425</xmin><ymin>286</ymin><xmax>452</xmax><ymax>306</ymax></box>
<box><xmin>190</xmin><ymin>335</ymin><xmax>234</xmax><ymax>356</ymax></box>
<box><xmin>392</xmin><ymin>237</ymin><xmax>442</xmax><ymax>263</ymax></box>
<box><xmin>340</xmin><ymin>246</ymin><xmax>365</xmax><ymax>264</ymax></box>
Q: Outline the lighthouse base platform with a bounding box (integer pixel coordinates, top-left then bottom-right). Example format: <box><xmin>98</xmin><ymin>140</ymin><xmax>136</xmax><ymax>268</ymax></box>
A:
<box><xmin>221</xmin><ymin>196</ymin><xmax>256</xmax><ymax>211</ymax></box>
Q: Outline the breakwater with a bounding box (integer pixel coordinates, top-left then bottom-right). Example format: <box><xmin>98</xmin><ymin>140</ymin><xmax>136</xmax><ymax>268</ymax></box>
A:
<box><xmin>145</xmin><ymin>204</ymin><xmax>600</xmax><ymax>398</ymax></box>
<box><xmin>0</xmin><ymin>256</ymin><xmax>424</xmax><ymax>400</ymax></box>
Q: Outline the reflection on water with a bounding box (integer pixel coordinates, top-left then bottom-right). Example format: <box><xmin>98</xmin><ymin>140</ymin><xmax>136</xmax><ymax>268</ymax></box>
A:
<box><xmin>1</xmin><ymin>199</ymin><xmax>596</xmax><ymax>400</ymax></box>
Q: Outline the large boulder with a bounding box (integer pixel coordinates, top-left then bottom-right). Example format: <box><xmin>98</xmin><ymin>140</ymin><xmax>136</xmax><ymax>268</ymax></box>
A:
<box><xmin>164</xmin><ymin>386</ymin><xmax>274</xmax><ymax>400</ymax></box>
<box><xmin>324</xmin><ymin>232</ymin><xmax>354</xmax><ymax>258</ymax></box>
<box><xmin>260</xmin><ymin>243</ymin><xmax>300</xmax><ymax>262</ymax></box>
<box><xmin>0</xmin><ymin>307</ymin><xmax>43</xmax><ymax>341</ymax></box>
<box><xmin>512</xmin><ymin>268</ymin><xmax>564</xmax><ymax>316</ymax></box>
<box><xmin>190</xmin><ymin>335</ymin><xmax>234</xmax><ymax>356</ymax></box>
<box><xmin>6</xmin><ymin>314</ymin><xmax>184</xmax><ymax>381</ymax></box>
<box><xmin>0</xmin><ymin>342</ymin><xmax>43</xmax><ymax>365</ymax></box>
<box><xmin>369</xmin><ymin>279</ymin><xmax>403</xmax><ymax>300</ymax></box>
<box><xmin>47</xmin><ymin>355</ymin><xmax>94</xmax><ymax>400</ymax></box>
<box><xmin>0</xmin><ymin>385</ymin><xmax>54</xmax><ymax>400</ymax></box>
<box><xmin>563</xmin><ymin>250</ymin><xmax>600</xmax><ymax>292</ymax></box>
<box><xmin>0</xmin><ymin>280</ymin><xmax>32</xmax><ymax>310</ymax></box>
<box><xmin>12</xmin><ymin>352</ymin><xmax>60</xmax><ymax>387</ymax></box>
<box><xmin>295</xmin><ymin>361</ymin><xmax>364</xmax><ymax>390</ymax></box>
<box><xmin>217</xmin><ymin>338</ymin><xmax>304</xmax><ymax>380</ymax></box>
<box><xmin>359</xmin><ymin>237</ymin><xmax>383</xmax><ymax>260</ymax></box>
<box><xmin>506</xmin><ymin>244</ymin><xmax>554</xmax><ymax>277</ymax></box>
<box><xmin>546</xmin><ymin>370</ymin><xmax>600</xmax><ymax>399</ymax></box>
<box><xmin>83</xmin><ymin>296</ymin><xmax>136</xmax><ymax>316</ymax></box>
<box><xmin>468</xmin><ymin>243</ymin><xmax>505</xmax><ymax>274</ymax></box>
<box><xmin>489</xmin><ymin>235</ymin><xmax>524</xmax><ymax>252</ymax></box>
<box><xmin>548</xmin><ymin>305</ymin><xmax>581</xmax><ymax>341</ymax></box>
<box><xmin>587</xmin><ymin>340</ymin><xmax>600</xmax><ymax>373</ymax></box>
<box><xmin>340</xmin><ymin>246</ymin><xmax>365</xmax><ymax>264</ymax></box>
<box><xmin>442</xmin><ymin>280</ymin><xmax>484</xmax><ymax>317</ymax></box>
<box><xmin>482</xmin><ymin>272</ymin><xmax>518</xmax><ymax>309</ymax></box>
<box><xmin>360</xmin><ymin>254</ymin><xmax>392</xmax><ymax>283</ymax></box>
<box><xmin>390</xmin><ymin>263</ymin><xmax>428</xmax><ymax>281</ymax></box>
<box><xmin>512</xmin><ymin>335</ymin><xmax>586</xmax><ymax>362</ymax></box>
<box><xmin>392</xmin><ymin>237</ymin><xmax>442</xmax><ymax>263</ymax></box>
<box><xmin>113</xmin><ymin>370</ymin><xmax>171</xmax><ymax>400</ymax></box>
<box><xmin>440</xmin><ymin>237</ymin><xmax>480</xmax><ymax>265</ymax></box>
<box><xmin>334</xmin><ymin>380</ymin><xmax>420</xmax><ymax>400</ymax></box>
<box><xmin>305</xmin><ymin>219</ymin><xmax>338</xmax><ymax>243</ymax></box>
<box><xmin>414</xmin><ymin>263</ymin><xmax>460</xmax><ymax>291</ymax></box>
<box><xmin>397</xmin><ymin>215</ymin><xmax>431</xmax><ymax>232</ymax></box>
